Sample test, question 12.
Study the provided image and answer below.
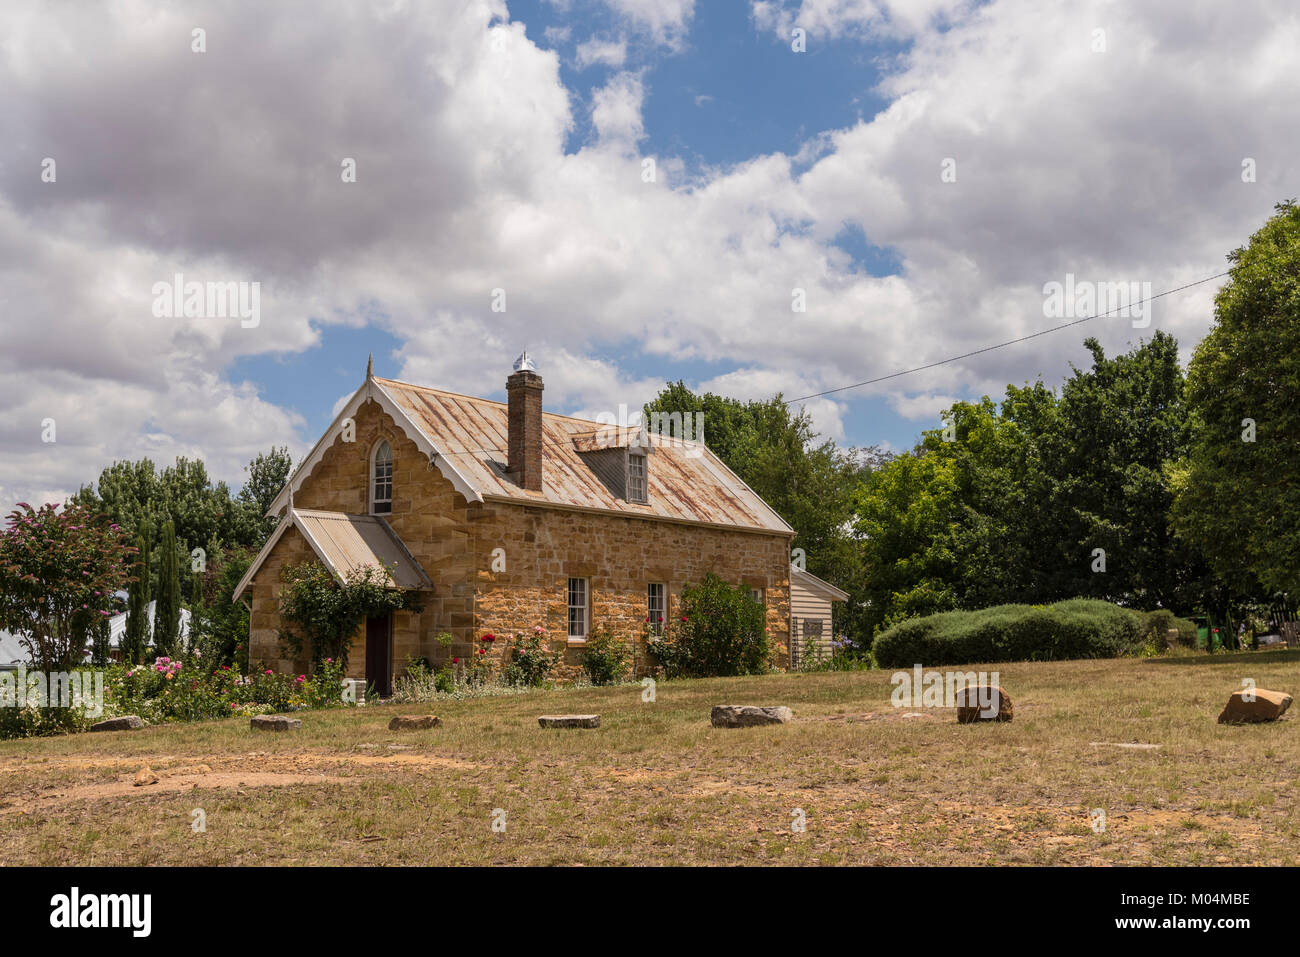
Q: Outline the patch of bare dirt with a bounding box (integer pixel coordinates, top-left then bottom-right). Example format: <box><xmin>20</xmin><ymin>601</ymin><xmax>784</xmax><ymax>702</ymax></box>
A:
<box><xmin>1</xmin><ymin>763</ymin><xmax>357</xmax><ymax>814</ymax></box>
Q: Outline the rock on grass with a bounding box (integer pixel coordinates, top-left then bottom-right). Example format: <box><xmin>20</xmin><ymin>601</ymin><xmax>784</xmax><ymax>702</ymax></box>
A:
<box><xmin>1218</xmin><ymin>688</ymin><xmax>1292</xmax><ymax>724</ymax></box>
<box><xmin>711</xmin><ymin>705</ymin><xmax>792</xmax><ymax>728</ymax></box>
<box><xmin>250</xmin><ymin>715</ymin><xmax>302</xmax><ymax>732</ymax></box>
<box><xmin>90</xmin><ymin>715</ymin><xmax>144</xmax><ymax>732</ymax></box>
<box><xmin>955</xmin><ymin>686</ymin><xmax>1013</xmax><ymax>723</ymax></box>
<box><xmin>537</xmin><ymin>714</ymin><xmax>600</xmax><ymax>728</ymax></box>
<box><xmin>389</xmin><ymin>715</ymin><xmax>441</xmax><ymax>731</ymax></box>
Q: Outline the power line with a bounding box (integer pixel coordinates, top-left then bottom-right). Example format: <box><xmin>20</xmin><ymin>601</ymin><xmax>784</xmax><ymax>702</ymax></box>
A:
<box><xmin>784</xmin><ymin>267</ymin><xmax>1237</xmax><ymax>405</ymax></box>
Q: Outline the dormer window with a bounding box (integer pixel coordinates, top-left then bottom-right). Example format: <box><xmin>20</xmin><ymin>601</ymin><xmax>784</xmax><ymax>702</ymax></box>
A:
<box><xmin>626</xmin><ymin>450</ymin><xmax>647</xmax><ymax>503</ymax></box>
<box><xmin>371</xmin><ymin>440</ymin><xmax>393</xmax><ymax>514</ymax></box>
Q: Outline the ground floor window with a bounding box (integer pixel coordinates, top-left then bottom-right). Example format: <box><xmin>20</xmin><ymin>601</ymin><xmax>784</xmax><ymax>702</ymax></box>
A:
<box><xmin>749</xmin><ymin>587</ymin><xmax>764</xmax><ymax>605</ymax></box>
<box><xmin>568</xmin><ymin>577</ymin><xmax>589</xmax><ymax>640</ymax></box>
<box><xmin>647</xmin><ymin>582</ymin><xmax>665</xmax><ymax>632</ymax></box>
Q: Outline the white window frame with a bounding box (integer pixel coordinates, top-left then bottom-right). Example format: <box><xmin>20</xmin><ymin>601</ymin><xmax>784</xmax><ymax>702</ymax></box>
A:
<box><xmin>567</xmin><ymin>577</ymin><xmax>589</xmax><ymax>643</ymax></box>
<box><xmin>370</xmin><ymin>439</ymin><xmax>393</xmax><ymax>515</ymax></box>
<box><xmin>647</xmin><ymin>582</ymin><xmax>666</xmax><ymax>633</ymax></box>
<box><xmin>750</xmin><ymin>587</ymin><xmax>764</xmax><ymax>605</ymax></box>
<box><xmin>625</xmin><ymin>449</ymin><xmax>647</xmax><ymax>503</ymax></box>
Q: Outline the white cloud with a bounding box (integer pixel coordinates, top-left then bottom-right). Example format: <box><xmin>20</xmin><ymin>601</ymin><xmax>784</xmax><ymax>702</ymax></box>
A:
<box><xmin>599</xmin><ymin>0</ymin><xmax>695</xmax><ymax>48</ymax></box>
<box><xmin>3</xmin><ymin>0</ymin><xmax>1299</xmax><ymax>511</ymax></box>
<box><xmin>590</xmin><ymin>71</ymin><xmax>646</xmax><ymax>149</ymax></box>
<box><xmin>575</xmin><ymin>36</ymin><xmax>628</xmax><ymax>70</ymax></box>
<box><xmin>751</xmin><ymin>0</ymin><xmax>974</xmax><ymax>41</ymax></box>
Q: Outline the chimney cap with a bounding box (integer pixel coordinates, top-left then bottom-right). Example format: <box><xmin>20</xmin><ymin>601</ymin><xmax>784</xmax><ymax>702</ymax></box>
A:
<box><xmin>512</xmin><ymin>350</ymin><xmax>537</xmax><ymax>373</ymax></box>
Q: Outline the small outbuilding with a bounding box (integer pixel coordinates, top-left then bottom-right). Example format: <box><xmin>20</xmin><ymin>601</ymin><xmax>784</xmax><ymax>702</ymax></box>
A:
<box><xmin>788</xmin><ymin>564</ymin><xmax>849</xmax><ymax>666</ymax></box>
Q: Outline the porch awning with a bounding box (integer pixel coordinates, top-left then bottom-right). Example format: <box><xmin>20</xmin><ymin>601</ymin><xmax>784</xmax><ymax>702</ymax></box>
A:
<box><xmin>234</xmin><ymin>508</ymin><xmax>431</xmax><ymax>600</ymax></box>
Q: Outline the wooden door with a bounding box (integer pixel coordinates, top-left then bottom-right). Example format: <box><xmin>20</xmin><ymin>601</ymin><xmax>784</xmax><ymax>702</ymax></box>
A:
<box><xmin>365</xmin><ymin>615</ymin><xmax>393</xmax><ymax>698</ymax></box>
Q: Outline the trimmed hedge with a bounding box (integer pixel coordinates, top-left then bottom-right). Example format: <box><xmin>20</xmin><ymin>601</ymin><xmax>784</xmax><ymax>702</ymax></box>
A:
<box><xmin>871</xmin><ymin>599</ymin><xmax>1146</xmax><ymax>667</ymax></box>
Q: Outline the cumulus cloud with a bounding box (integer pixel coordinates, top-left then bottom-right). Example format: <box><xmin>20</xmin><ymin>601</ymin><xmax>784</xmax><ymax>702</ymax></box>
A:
<box><xmin>2</xmin><ymin>0</ymin><xmax>1298</xmax><ymax>509</ymax></box>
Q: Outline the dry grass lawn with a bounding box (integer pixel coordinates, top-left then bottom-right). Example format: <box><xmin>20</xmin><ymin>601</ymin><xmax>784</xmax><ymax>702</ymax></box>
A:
<box><xmin>1</xmin><ymin>650</ymin><xmax>1298</xmax><ymax>865</ymax></box>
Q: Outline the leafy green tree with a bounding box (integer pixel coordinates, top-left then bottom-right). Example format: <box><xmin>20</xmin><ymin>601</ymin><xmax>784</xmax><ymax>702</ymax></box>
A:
<box><xmin>0</xmin><ymin>503</ymin><xmax>132</xmax><ymax>672</ymax></box>
<box><xmin>71</xmin><ymin>459</ymin><xmax>161</xmax><ymax>548</ymax></box>
<box><xmin>122</xmin><ymin>529</ymin><xmax>151</xmax><ymax>665</ymax></box>
<box><xmin>1173</xmin><ymin>200</ymin><xmax>1300</xmax><ymax>597</ymax></box>
<box><xmin>854</xmin><ymin>429</ymin><xmax>963</xmax><ymax>637</ymax></box>
<box><xmin>1043</xmin><ymin>331</ymin><xmax>1201</xmax><ymax>609</ymax></box>
<box><xmin>643</xmin><ymin>382</ymin><xmax>885</xmax><ymax>645</ymax></box>
<box><xmin>235</xmin><ymin>447</ymin><xmax>292</xmax><ymax>544</ymax></box>
<box><xmin>154</xmin><ymin>519</ymin><xmax>182</xmax><ymax>657</ymax></box>
<box><xmin>853</xmin><ymin>333</ymin><xmax>1210</xmax><ymax>638</ymax></box>
<box><xmin>72</xmin><ymin>448</ymin><xmax>292</xmax><ymax>564</ymax></box>
<box><xmin>190</xmin><ymin>547</ymin><xmax>256</xmax><ymax>669</ymax></box>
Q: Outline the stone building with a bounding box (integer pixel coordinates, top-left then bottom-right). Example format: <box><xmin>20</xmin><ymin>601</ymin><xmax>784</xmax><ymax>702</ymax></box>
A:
<box><xmin>234</xmin><ymin>354</ymin><xmax>795</xmax><ymax>694</ymax></box>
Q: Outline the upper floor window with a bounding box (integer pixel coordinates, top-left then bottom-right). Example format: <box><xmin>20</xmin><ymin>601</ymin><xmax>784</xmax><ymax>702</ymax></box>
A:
<box><xmin>627</xmin><ymin>450</ymin><xmax>647</xmax><ymax>503</ymax></box>
<box><xmin>750</xmin><ymin>587</ymin><xmax>764</xmax><ymax>605</ymax></box>
<box><xmin>371</xmin><ymin>440</ymin><xmax>393</xmax><ymax>514</ymax></box>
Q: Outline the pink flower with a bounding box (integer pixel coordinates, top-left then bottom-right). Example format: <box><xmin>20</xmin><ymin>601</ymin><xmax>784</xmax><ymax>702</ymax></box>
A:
<box><xmin>265</xmin><ymin>669</ymin><xmax>273</xmax><ymax>676</ymax></box>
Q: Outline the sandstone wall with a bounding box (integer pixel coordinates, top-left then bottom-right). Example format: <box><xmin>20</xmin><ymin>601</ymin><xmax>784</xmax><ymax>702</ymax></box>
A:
<box><xmin>469</xmin><ymin>502</ymin><xmax>792</xmax><ymax>677</ymax></box>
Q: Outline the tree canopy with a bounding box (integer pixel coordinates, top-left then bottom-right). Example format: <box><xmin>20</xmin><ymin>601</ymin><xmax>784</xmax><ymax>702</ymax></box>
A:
<box><xmin>1173</xmin><ymin>200</ymin><xmax>1300</xmax><ymax>598</ymax></box>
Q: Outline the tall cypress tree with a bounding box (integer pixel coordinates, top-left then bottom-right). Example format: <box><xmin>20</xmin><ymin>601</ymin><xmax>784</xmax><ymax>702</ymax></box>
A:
<box><xmin>123</xmin><ymin>532</ymin><xmax>151</xmax><ymax>664</ymax></box>
<box><xmin>155</xmin><ymin>519</ymin><xmax>182</xmax><ymax>657</ymax></box>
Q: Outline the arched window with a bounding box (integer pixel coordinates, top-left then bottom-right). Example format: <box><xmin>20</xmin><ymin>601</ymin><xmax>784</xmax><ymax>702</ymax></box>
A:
<box><xmin>371</xmin><ymin>440</ymin><xmax>393</xmax><ymax>514</ymax></box>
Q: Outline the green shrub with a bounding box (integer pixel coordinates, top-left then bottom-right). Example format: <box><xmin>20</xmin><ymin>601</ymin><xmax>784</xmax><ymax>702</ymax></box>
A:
<box><xmin>648</xmin><ymin>574</ymin><xmax>769</xmax><ymax>678</ymax></box>
<box><xmin>1133</xmin><ymin>609</ymin><xmax>1198</xmax><ymax>650</ymax></box>
<box><xmin>0</xmin><ymin>698</ymin><xmax>97</xmax><ymax>739</ymax></box>
<box><xmin>505</xmin><ymin>628</ymin><xmax>559</xmax><ymax>687</ymax></box>
<box><xmin>582</xmin><ymin>626</ymin><xmax>630</xmax><ymax>686</ymax></box>
<box><xmin>871</xmin><ymin>599</ymin><xmax>1145</xmax><ymax>667</ymax></box>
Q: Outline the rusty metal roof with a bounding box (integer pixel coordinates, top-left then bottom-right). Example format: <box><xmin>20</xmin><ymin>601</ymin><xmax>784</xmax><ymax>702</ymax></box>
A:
<box><xmin>293</xmin><ymin>509</ymin><xmax>432</xmax><ymax>589</ymax></box>
<box><xmin>374</xmin><ymin>377</ymin><xmax>793</xmax><ymax>535</ymax></box>
<box><xmin>233</xmin><ymin>507</ymin><xmax>431</xmax><ymax>599</ymax></box>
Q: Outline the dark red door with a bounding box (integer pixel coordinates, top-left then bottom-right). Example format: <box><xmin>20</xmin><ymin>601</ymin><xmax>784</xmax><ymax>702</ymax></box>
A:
<box><xmin>365</xmin><ymin>615</ymin><xmax>393</xmax><ymax>698</ymax></box>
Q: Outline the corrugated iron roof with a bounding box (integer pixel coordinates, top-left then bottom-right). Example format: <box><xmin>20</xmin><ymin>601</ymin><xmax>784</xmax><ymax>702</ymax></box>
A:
<box><xmin>233</xmin><ymin>507</ymin><xmax>431</xmax><ymax>600</ymax></box>
<box><xmin>293</xmin><ymin>509</ymin><xmax>432</xmax><ymax>589</ymax></box>
<box><xmin>374</xmin><ymin>377</ymin><xmax>793</xmax><ymax>535</ymax></box>
<box><xmin>792</xmin><ymin>564</ymin><xmax>850</xmax><ymax>601</ymax></box>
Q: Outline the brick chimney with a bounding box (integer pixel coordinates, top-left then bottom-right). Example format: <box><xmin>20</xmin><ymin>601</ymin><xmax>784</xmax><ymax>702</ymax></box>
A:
<box><xmin>506</xmin><ymin>352</ymin><xmax>543</xmax><ymax>491</ymax></box>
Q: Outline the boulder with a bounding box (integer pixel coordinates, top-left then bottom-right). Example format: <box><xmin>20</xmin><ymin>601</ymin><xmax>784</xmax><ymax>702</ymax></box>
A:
<box><xmin>711</xmin><ymin>705</ymin><xmax>793</xmax><ymax>728</ymax></box>
<box><xmin>133</xmin><ymin>767</ymin><xmax>158</xmax><ymax>787</ymax></box>
<box><xmin>537</xmin><ymin>714</ymin><xmax>600</xmax><ymax>728</ymax></box>
<box><xmin>250</xmin><ymin>715</ymin><xmax>302</xmax><ymax>732</ymax></box>
<box><xmin>90</xmin><ymin>715</ymin><xmax>145</xmax><ymax>732</ymax></box>
<box><xmin>1218</xmin><ymin>688</ymin><xmax>1292</xmax><ymax>724</ymax></box>
<box><xmin>388</xmin><ymin>715</ymin><xmax>441</xmax><ymax>731</ymax></box>
<box><xmin>955</xmin><ymin>685</ymin><xmax>1013</xmax><ymax>723</ymax></box>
